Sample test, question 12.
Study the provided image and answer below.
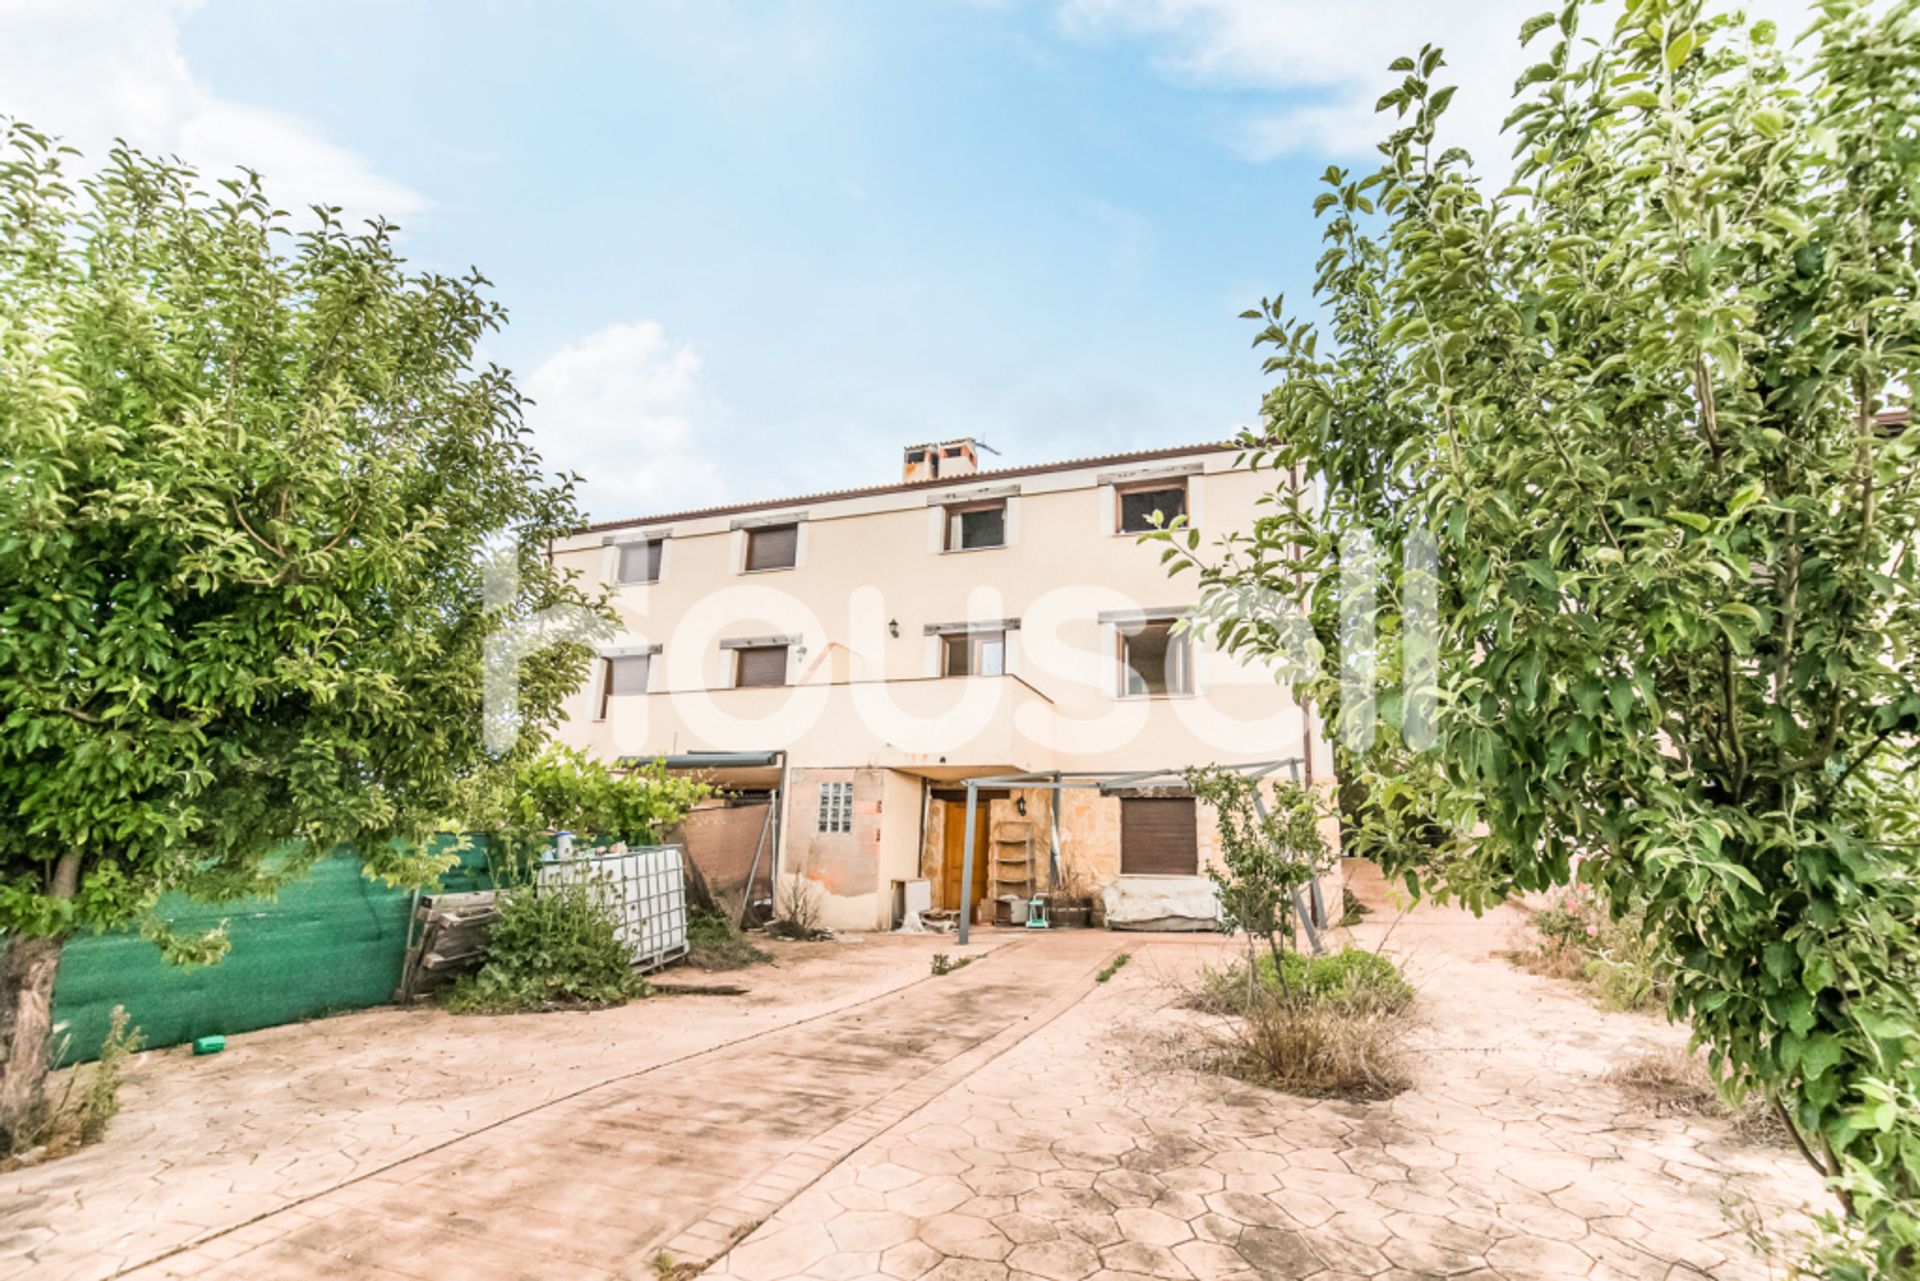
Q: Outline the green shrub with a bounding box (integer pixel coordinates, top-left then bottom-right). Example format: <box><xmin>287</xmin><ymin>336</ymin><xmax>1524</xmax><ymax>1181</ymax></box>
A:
<box><xmin>73</xmin><ymin>1007</ymin><xmax>143</xmax><ymax>1145</ymax></box>
<box><xmin>685</xmin><ymin>908</ymin><xmax>771</xmax><ymax>971</ymax></box>
<box><xmin>446</xmin><ymin>877</ymin><xmax>644</xmax><ymax>1013</ymax></box>
<box><xmin>1248</xmin><ymin>946</ymin><xmax>1414</xmax><ymax>1013</ymax></box>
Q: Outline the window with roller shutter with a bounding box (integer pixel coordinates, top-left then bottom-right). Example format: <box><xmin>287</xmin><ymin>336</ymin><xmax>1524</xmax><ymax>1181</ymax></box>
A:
<box><xmin>597</xmin><ymin>654</ymin><xmax>651</xmax><ymax>717</ymax></box>
<box><xmin>734</xmin><ymin>645</ymin><xmax>789</xmax><ymax>688</ymax></box>
<box><xmin>745</xmin><ymin>523</ymin><xmax>798</xmax><ymax>571</ymax></box>
<box><xmin>615</xmin><ymin>540</ymin><xmax>663</xmax><ymax>584</ymax></box>
<box><xmin>1119</xmin><ymin>797</ymin><xmax>1198</xmax><ymax>875</ymax></box>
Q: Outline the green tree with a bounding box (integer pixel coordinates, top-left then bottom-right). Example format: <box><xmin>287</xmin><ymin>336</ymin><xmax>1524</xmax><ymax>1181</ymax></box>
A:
<box><xmin>496</xmin><ymin>747</ymin><xmax>712</xmax><ymax>848</ymax></box>
<box><xmin>1160</xmin><ymin>1</ymin><xmax>1919</xmax><ymax>1269</ymax></box>
<box><xmin>0</xmin><ymin>126</ymin><xmax>594</xmax><ymax>1144</ymax></box>
<box><xmin>1186</xmin><ymin>766</ymin><xmax>1327</xmax><ymax>1002</ymax></box>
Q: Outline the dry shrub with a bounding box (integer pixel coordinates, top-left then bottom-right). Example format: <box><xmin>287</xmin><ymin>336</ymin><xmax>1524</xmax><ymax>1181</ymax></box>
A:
<box><xmin>1191</xmin><ymin>947</ymin><xmax>1416</xmax><ymax>1101</ymax></box>
<box><xmin>1214</xmin><ymin>995</ymin><xmax>1412</xmax><ymax>1100</ymax></box>
<box><xmin>1505</xmin><ymin>937</ymin><xmax>1591</xmax><ymax>984</ymax></box>
<box><xmin>4</xmin><ymin>1005</ymin><xmax>144</xmax><ymax>1166</ymax></box>
<box><xmin>1507</xmin><ymin>895</ymin><xmax>1670</xmax><ymax>1013</ymax></box>
<box><xmin>684</xmin><ymin>907</ymin><xmax>772</xmax><ymax>970</ymax></box>
<box><xmin>1605</xmin><ymin>1047</ymin><xmax>1790</xmax><ymax>1147</ymax></box>
<box><xmin>767</xmin><ymin>877</ymin><xmax>831</xmax><ymax>941</ymax></box>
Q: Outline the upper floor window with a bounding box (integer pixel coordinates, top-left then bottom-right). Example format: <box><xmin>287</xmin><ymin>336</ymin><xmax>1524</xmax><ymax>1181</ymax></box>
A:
<box><xmin>1119</xmin><ymin>620</ymin><xmax>1191</xmax><ymax>697</ymax></box>
<box><xmin>734</xmin><ymin>644</ymin><xmax>789</xmax><ymax>688</ymax></box>
<box><xmin>615</xmin><ymin>539</ymin><xmax>663</xmax><ymax>585</ymax></box>
<box><xmin>818</xmin><ymin>781</ymin><xmax>853</xmax><ymax>834</ymax></box>
<box><xmin>943</xmin><ymin>630</ymin><xmax>1005</xmax><ymax>677</ymax></box>
<box><xmin>1116</xmin><ymin>481</ymin><xmax>1187</xmax><ymax>533</ymax></box>
<box><xmin>945</xmin><ymin>500</ymin><xmax>1006</xmax><ymax>551</ymax></box>
<box><xmin>598</xmin><ymin>653</ymin><xmax>652</xmax><ymax>717</ymax></box>
<box><xmin>745</xmin><ymin>523</ymin><xmax>799</xmax><ymax>571</ymax></box>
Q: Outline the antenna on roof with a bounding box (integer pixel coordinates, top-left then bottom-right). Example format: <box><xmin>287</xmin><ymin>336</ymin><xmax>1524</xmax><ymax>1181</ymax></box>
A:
<box><xmin>973</xmin><ymin>440</ymin><xmax>1002</xmax><ymax>456</ymax></box>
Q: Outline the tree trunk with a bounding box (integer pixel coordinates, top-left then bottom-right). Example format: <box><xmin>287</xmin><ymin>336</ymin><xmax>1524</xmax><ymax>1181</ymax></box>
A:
<box><xmin>0</xmin><ymin>933</ymin><xmax>66</xmax><ymax>1151</ymax></box>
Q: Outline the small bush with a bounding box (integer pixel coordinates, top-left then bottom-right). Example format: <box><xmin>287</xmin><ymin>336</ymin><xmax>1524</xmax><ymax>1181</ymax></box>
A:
<box><xmin>1203</xmin><ymin>946</ymin><xmax>1414</xmax><ymax>1015</ymax></box>
<box><xmin>1254</xmin><ymin>947</ymin><xmax>1413</xmax><ymax>1011</ymax></box>
<box><xmin>684</xmin><ymin>908</ymin><xmax>771</xmax><ymax>971</ymax></box>
<box><xmin>930</xmin><ymin>952</ymin><xmax>973</xmax><ymax>976</ymax></box>
<box><xmin>1510</xmin><ymin>890</ymin><xmax>1670</xmax><ymax>1012</ymax></box>
<box><xmin>1194</xmin><ymin>947</ymin><xmax>1415</xmax><ymax>1100</ymax></box>
<box><xmin>767</xmin><ymin>877</ymin><xmax>832</xmax><ymax>941</ymax></box>
<box><xmin>1605</xmin><ymin>1048</ymin><xmax>1790</xmax><ymax>1147</ymax></box>
<box><xmin>73</xmin><ymin>1007</ymin><xmax>143</xmax><ymax>1144</ymax></box>
<box><xmin>6</xmin><ymin>1006</ymin><xmax>145</xmax><ymax>1164</ymax></box>
<box><xmin>1096</xmin><ymin>953</ymin><xmax>1131</xmax><ymax>983</ymax></box>
<box><xmin>446</xmin><ymin>877</ymin><xmax>644</xmax><ymax>1013</ymax></box>
<box><xmin>1222</xmin><ymin>996</ymin><xmax>1411</xmax><ymax>1100</ymax></box>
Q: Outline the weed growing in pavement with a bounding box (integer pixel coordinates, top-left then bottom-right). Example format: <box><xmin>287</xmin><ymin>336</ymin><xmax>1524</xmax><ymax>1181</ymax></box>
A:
<box><xmin>930</xmin><ymin>953</ymin><xmax>973</xmax><ymax>977</ymax></box>
<box><xmin>2</xmin><ymin>1005</ymin><xmax>145</xmax><ymax>1167</ymax></box>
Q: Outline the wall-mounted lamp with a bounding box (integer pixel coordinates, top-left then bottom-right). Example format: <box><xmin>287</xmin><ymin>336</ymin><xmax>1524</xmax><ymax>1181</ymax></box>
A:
<box><xmin>1015</xmin><ymin>798</ymin><xmax>1027</xmax><ymax>816</ymax></box>
<box><xmin>888</xmin><ymin>618</ymin><xmax>900</xmax><ymax>639</ymax></box>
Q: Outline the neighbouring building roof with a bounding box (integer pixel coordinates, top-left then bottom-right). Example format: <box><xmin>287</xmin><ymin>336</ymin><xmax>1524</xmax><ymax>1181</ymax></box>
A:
<box><xmin>578</xmin><ymin>440</ymin><xmax>1240</xmax><ymax>535</ymax></box>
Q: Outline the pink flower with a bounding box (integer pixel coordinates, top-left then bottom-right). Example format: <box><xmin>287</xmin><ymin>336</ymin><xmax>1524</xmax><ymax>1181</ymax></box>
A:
<box><xmin>1585</xmin><ymin>924</ymin><xmax>1599</xmax><ymax>938</ymax></box>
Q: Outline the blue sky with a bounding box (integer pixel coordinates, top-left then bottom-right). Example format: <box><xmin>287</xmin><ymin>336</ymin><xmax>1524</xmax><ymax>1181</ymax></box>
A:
<box><xmin>3</xmin><ymin>0</ymin><xmax>1584</xmax><ymax>521</ymax></box>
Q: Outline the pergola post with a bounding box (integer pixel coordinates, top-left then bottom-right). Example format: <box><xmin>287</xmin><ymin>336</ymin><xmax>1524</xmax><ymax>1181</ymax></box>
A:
<box><xmin>957</xmin><ymin>779</ymin><xmax>980</xmax><ymax>945</ymax></box>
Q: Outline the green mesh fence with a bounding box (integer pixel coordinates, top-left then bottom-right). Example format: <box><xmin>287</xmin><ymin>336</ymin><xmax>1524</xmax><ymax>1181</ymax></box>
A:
<box><xmin>50</xmin><ymin>837</ymin><xmax>498</xmax><ymax>1066</ymax></box>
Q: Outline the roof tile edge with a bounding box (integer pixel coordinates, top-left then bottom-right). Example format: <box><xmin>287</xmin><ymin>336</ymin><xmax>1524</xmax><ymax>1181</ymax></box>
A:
<box><xmin>575</xmin><ymin>440</ymin><xmax>1241</xmax><ymax>535</ymax></box>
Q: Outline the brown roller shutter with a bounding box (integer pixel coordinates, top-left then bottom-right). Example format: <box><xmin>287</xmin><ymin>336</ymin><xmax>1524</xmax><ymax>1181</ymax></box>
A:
<box><xmin>735</xmin><ymin>645</ymin><xmax>788</xmax><ymax>688</ymax></box>
<box><xmin>746</xmin><ymin>524</ymin><xmax>798</xmax><ymax>570</ymax></box>
<box><xmin>1120</xmin><ymin>797</ymin><xmax>1198</xmax><ymax>875</ymax></box>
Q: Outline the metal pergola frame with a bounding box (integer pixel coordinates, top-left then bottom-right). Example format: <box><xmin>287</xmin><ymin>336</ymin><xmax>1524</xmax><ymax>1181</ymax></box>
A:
<box><xmin>950</xmin><ymin>757</ymin><xmax>1324</xmax><ymax>945</ymax></box>
<box><xmin>619</xmin><ymin>749</ymin><xmax>791</xmax><ymax>928</ymax></box>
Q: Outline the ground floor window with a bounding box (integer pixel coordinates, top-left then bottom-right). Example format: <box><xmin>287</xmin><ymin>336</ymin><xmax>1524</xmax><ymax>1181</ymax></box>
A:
<box><xmin>817</xmin><ymin>781</ymin><xmax>853</xmax><ymax>833</ymax></box>
<box><xmin>1119</xmin><ymin>796</ymin><xmax>1197</xmax><ymax>875</ymax></box>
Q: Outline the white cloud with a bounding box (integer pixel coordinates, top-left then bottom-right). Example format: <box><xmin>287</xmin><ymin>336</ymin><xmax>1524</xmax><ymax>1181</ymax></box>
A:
<box><xmin>0</xmin><ymin>0</ymin><xmax>425</xmax><ymax>224</ymax></box>
<box><xmin>524</xmin><ymin>322</ymin><xmax>727</xmax><ymax>524</ymax></box>
<box><xmin>1060</xmin><ymin>0</ymin><xmax>1803</xmax><ymax>172</ymax></box>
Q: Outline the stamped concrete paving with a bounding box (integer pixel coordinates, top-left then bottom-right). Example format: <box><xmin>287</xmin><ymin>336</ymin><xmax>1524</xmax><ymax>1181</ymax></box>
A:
<box><xmin>0</xmin><ymin>931</ymin><xmax>1039</xmax><ymax>1281</ymax></box>
<box><xmin>5</xmin><ymin>877</ymin><xmax>1823</xmax><ymax>1281</ymax></box>
<box><xmin>703</xmin><ymin>877</ymin><xmax>1821</xmax><ymax>1281</ymax></box>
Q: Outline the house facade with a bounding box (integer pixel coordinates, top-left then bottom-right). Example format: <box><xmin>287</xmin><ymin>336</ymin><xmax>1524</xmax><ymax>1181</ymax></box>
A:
<box><xmin>547</xmin><ymin>439</ymin><xmax>1337</xmax><ymax>932</ymax></box>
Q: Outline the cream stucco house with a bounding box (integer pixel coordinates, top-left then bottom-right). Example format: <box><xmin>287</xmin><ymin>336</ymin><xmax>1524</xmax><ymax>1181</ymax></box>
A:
<box><xmin>546</xmin><ymin>439</ymin><xmax>1337</xmax><ymax>933</ymax></box>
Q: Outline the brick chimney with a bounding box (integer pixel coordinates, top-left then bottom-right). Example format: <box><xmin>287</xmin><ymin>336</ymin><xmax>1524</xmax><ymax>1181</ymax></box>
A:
<box><xmin>903</xmin><ymin>438</ymin><xmax>981</xmax><ymax>483</ymax></box>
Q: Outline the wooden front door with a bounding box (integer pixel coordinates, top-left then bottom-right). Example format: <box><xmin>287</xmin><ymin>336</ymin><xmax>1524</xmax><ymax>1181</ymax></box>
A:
<box><xmin>940</xmin><ymin>800</ymin><xmax>991</xmax><ymax>913</ymax></box>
